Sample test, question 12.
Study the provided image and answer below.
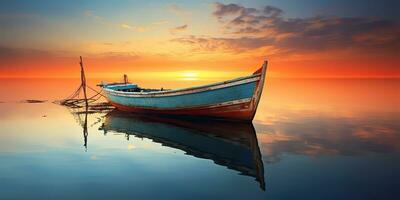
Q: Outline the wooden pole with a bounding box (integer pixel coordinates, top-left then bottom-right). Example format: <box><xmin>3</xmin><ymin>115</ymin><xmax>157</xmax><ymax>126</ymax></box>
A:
<box><xmin>80</xmin><ymin>56</ymin><xmax>88</xmax><ymax>108</ymax></box>
<box><xmin>83</xmin><ymin>110</ymin><xmax>88</xmax><ymax>151</ymax></box>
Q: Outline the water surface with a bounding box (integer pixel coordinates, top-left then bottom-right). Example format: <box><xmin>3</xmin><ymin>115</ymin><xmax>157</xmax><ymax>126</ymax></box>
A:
<box><xmin>0</xmin><ymin>78</ymin><xmax>399</xmax><ymax>199</ymax></box>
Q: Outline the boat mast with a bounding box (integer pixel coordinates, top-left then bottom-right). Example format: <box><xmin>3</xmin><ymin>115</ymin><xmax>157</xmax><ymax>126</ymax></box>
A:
<box><xmin>80</xmin><ymin>56</ymin><xmax>88</xmax><ymax>108</ymax></box>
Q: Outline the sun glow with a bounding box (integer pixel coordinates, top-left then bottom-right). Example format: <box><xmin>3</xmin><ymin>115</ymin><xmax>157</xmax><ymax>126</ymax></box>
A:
<box><xmin>180</xmin><ymin>71</ymin><xmax>199</xmax><ymax>81</ymax></box>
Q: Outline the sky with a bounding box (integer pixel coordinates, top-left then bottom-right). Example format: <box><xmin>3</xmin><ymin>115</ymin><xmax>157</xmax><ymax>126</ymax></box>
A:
<box><xmin>0</xmin><ymin>0</ymin><xmax>399</xmax><ymax>79</ymax></box>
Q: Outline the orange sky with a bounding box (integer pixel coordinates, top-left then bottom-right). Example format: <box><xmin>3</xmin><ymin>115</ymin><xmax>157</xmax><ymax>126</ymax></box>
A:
<box><xmin>0</xmin><ymin>1</ymin><xmax>399</xmax><ymax>79</ymax></box>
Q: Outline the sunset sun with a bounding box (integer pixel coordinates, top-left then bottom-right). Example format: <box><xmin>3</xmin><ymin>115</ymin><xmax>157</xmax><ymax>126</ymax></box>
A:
<box><xmin>180</xmin><ymin>71</ymin><xmax>199</xmax><ymax>80</ymax></box>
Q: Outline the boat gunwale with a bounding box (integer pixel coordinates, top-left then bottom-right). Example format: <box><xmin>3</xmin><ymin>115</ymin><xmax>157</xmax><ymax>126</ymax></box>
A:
<box><xmin>103</xmin><ymin>73</ymin><xmax>261</xmax><ymax>98</ymax></box>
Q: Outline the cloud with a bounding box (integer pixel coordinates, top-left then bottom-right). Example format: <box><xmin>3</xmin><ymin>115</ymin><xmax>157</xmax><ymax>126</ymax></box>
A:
<box><xmin>120</xmin><ymin>23</ymin><xmax>132</xmax><ymax>29</ymax></box>
<box><xmin>173</xmin><ymin>3</ymin><xmax>400</xmax><ymax>57</ymax></box>
<box><xmin>172</xmin><ymin>35</ymin><xmax>273</xmax><ymax>52</ymax></box>
<box><xmin>170</xmin><ymin>24</ymin><xmax>188</xmax><ymax>34</ymax></box>
<box><xmin>213</xmin><ymin>3</ymin><xmax>257</xmax><ymax>20</ymax></box>
<box><xmin>119</xmin><ymin>23</ymin><xmax>147</xmax><ymax>32</ymax></box>
<box><xmin>262</xmin><ymin>6</ymin><xmax>283</xmax><ymax>17</ymax></box>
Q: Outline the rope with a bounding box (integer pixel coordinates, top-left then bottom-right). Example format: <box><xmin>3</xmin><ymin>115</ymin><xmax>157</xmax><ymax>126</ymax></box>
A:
<box><xmin>65</xmin><ymin>85</ymin><xmax>82</xmax><ymax>101</ymax></box>
<box><xmin>57</xmin><ymin>82</ymin><xmax>109</xmax><ymax>109</ymax></box>
<box><xmin>88</xmin><ymin>85</ymin><xmax>107</xmax><ymax>98</ymax></box>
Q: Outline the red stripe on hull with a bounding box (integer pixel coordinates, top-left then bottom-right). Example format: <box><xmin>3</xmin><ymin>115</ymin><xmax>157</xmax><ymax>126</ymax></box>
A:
<box><xmin>110</xmin><ymin>101</ymin><xmax>255</xmax><ymax>121</ymax></box>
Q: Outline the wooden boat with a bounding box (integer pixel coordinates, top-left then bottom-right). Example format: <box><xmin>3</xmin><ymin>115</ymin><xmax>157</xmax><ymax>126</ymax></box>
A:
<box><xmin>100</xmin><ymin>61</ymin><xmax>268</xmax><ymax>121</ymax></box>
<box><xmin>101</xmin><ymin>110</ymin><xmax>265</xmax><ymax>190</ymax></box>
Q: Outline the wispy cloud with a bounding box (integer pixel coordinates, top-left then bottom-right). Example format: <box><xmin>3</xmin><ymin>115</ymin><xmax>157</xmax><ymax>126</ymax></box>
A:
<box><xmin>120</xmin><ymin>23</ymin><xmax>132</xmax><ymax>29</ymax></box>
<box><xmin>171</xmin><ymin>35</ymin><xmax>273</xmax><ymax>52</ymax></box>
<box><xmin>119</xmin><ymin>23</ymin><xmax>147</xmax><ymax>32</ymax></box>
<box><xmin>170</xmin><ymin>24</ymin><xmax>188</xmax><ymax>34</ymax></box>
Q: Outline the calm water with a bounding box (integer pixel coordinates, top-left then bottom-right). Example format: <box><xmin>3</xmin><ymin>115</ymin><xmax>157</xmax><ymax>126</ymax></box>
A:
<box><xmin>0</xmin><ymin>78</ymin><xmax>399</xmax><ymax>199</ymax></box>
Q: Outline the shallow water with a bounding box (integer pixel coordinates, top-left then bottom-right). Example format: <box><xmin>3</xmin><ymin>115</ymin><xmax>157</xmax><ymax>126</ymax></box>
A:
<box><xmin>0</xmin><ymin>78</ymin><xmax>399</xmax><ymax>199</ymax></box>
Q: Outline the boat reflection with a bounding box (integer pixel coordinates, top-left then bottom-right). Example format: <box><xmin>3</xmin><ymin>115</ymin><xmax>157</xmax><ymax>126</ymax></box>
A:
<box><xmin>102</xmin><ymin>110</ymin><xmax>266</xmax><ymax>190</ymax></box>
